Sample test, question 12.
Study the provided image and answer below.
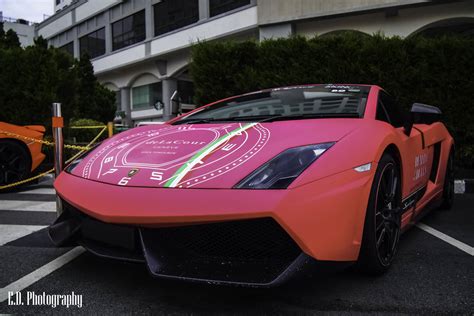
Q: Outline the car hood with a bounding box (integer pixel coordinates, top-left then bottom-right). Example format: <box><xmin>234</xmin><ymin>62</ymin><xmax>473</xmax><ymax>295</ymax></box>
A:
<box><xmin>69</xmin><ymin>120</ymin><xmax>362</xmax><ymax>189</ymax></box>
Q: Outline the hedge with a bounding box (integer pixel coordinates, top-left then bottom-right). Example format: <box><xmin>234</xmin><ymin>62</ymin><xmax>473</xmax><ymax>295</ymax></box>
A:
<box><xmin>190</xmin><ymin>33</ymin><xmax>474</xmax><ymax>167</ymax></box>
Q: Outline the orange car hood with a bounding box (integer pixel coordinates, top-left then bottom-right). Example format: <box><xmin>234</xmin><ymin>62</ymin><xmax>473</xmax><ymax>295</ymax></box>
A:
<box><xmin>70</xmin><ymin>119</ymin><xmax>362</xmax><ymax>189</ymax></box>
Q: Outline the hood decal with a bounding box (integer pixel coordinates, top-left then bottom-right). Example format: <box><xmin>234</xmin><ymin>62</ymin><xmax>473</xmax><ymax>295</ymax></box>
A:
<box><xmin>76</xmin><ymin>123</ymin><xmax>271</xmax><ymax>188</ymax></box>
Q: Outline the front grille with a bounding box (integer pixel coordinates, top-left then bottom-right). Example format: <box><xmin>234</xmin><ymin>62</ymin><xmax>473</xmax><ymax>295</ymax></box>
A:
<box><xmin>141</xmin><ymin>218</ymin><xmax>302</xmax><ymax>284</ymax></box>
<box><xmin>58</xmin><ymin>200</ymin><xmax>303</xmax><ymax>285</ymax></box>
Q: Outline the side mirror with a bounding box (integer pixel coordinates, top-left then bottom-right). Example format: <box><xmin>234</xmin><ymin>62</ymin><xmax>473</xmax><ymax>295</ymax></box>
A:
<box><xmin>404</xmin><ymin>103</ymin><xmax>442</xmax><ymax>136</ymax></box>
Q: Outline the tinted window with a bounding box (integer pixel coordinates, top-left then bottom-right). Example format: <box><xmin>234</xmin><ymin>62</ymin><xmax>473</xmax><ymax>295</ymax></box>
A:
<box><xmin>154</xmin><ymin>0</ymin><xmax>199</xmax><ymax>36</ymax></box>
<box><xmin>376</xmin><ymin>101</ymin><xmax>390</xmax><ymax>124</ymax></box>
<box><xmin>178</xmin><ymin>80</ymin><xmax>195</xmax><ymax>104</ymax></box>
<box><xmin>175</xmin><ymin>85</ymin><xmax>369</xmax><ymax>122</ymax></box>
<box><xmin>60</xmin><ymin>42</ymin><xmax>74</xmax><ymax>56</ymax></box>
<box><xmin>378</xmin><ymin>91</ymin><xmax>404</xmax><ymax>127</ymax></box>
<box><xmin>209</xmin><ymin>0</ymin><xmax>251</xmax><ymax>17</ymax></box>
<box><xmin>132</xmin><ymin>83</ymin><xmax>163</xmax><ymax>110</ymax></box>
<box><xmin>112</xmin><ymin>10</ymin><xmax>146</xmax><ymax>51</ymax></box>
<box><xmin>79</xmin><ymin>28</ymin><xmax>105</xmax><ymax>58</ymax></box>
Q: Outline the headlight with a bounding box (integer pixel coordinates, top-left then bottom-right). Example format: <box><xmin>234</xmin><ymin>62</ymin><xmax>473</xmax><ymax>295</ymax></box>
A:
<box><xmin>64</xmin><ymin>143</ymin><xmax>101</xmax><ymax>173</ymax></box>
<box><xmin>235</xmin><ymin>142</ymin><xmax>335</xmax><ymax>189</ymax></box>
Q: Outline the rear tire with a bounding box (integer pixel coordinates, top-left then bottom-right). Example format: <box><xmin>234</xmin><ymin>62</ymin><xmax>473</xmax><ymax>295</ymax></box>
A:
<box><xmin>0</xmin><ymin>140</ymin><xmax>31</xmax><ymax>186</ymax></box>
<box><xmin>439</xmin><ymin>150</ymin><xmax>454</xmax><ymax>210</ymax></box>
<box><xmin>357</xmin><ymin>153</ymin><xmax>402</xmax><ymax>275</ymax></box>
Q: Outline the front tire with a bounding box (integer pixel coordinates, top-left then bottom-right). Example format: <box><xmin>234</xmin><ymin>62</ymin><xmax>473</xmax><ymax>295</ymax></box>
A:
<box><xmin>0</xmin><ymin>140</ymin><xmax>31</xmax><ymax>186</ymax></box>
<box><xmin>357</xmin><ymin>153</ymin><xmax>402</xmax><ymax>275</ymax></box>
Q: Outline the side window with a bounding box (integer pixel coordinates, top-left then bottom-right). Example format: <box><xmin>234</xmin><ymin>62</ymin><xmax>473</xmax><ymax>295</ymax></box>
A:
<box><xmin>376</xmin><ymin>100</ymin><xmax>390</xmax><ymax>124</ymax></box>
<box><xmin>377</xmin><ymin>91</ymin><xmax>404</xmax><ymax>128</ymax></box>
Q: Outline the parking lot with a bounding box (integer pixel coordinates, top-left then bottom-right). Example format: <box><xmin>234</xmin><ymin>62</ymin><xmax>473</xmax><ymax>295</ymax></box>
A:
<box><xmin>0</xmin><ymin>176</ymin><xmax>472</xmax><ymax>314</ymax></box>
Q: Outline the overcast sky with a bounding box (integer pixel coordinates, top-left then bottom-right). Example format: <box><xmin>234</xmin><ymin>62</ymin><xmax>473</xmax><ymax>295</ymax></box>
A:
<box><xmin>0</xmin><ymin>0</ymin><xmax>54</xmax><ymax>23</ymax></box>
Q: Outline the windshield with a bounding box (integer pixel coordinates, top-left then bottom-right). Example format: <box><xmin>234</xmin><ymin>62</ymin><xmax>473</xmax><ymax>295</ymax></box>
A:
<box><xmin>174</xmin><ymin>85</ymin><xmax>370</xmax><ymax>124</ymax></box>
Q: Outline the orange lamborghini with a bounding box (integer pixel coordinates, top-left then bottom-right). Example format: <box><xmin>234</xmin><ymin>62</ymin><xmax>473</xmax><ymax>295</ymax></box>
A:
<box><xmin>50</xmin><ymin>85</ymin><xmax>454</xmax><ymax>286</ymax></box>
<box><xmin>0</xmin><ymin>122</ymin><xmax>46</xmax><ymax>186</ymax></box>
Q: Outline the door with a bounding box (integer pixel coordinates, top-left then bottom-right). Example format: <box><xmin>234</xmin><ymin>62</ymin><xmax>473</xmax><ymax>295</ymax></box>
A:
<box><xmin>376</xmin><ymin>91</ymin><xmax>434</xmax><ymax>202</ymax></box>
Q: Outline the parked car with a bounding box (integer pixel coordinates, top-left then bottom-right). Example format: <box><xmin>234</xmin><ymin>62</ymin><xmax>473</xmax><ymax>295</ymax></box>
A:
<box><xmin>50</xmin><ymin>84</ymin><xmax>454</xmax><ymax>286</ymax></box>
<box><xmin>0</xmin><ymin>122</ymin><xmax>46</xmax><ymax>186</ymax></box>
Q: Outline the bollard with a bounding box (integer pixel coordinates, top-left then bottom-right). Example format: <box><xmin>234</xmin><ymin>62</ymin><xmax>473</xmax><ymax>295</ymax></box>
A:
<box><xmin>52</xmin><ymin>103</ymin><xmax>64</xmax><ymax>216</ymax></box>
<box><xmin>107</xmin><ymin>122</ymin><xmax>114</xmax><ymax>138</ymax></box>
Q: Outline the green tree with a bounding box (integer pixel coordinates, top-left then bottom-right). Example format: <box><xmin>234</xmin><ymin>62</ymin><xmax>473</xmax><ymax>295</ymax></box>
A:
<box><xmin>190</xmin><ymin>34</ymin><xmax>474</xmax><ymax>167</ymax></box>
<box><xmin>4</xmin><ymin>29</ymin><xmax>21</xmax><ymax>48</ymax></box>
<box><xmin>75</xmin><ymin>54</ymin><xmax>116</xmax><ymax>123</ymax></box>
<box><xmin>0</xmin><ymin>29</ymin><xmax>115</xmax><ymax>128</ymax></box>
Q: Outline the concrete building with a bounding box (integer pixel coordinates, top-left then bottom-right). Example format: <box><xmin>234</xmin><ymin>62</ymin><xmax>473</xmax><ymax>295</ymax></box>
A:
<box><xmin>0</xmin><ymin>12</ymin><xmax>36</xmax><ymax>47</ymax></box>
<box><xmin>35</xmin><ymin>0</ymin><xmax>474</xmax><ymax>126</ymax></box>
<box><xmin>55</xmin><ymin>0</ymin><xmax>75</xmax><ymax>13</ymax></box>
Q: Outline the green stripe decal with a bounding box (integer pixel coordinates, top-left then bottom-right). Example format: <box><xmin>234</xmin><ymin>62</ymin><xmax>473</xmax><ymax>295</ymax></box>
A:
<box><xmin>164</xmin><ymin>123</ymin><xmax>257</xmax><ymax>188</ymax></box>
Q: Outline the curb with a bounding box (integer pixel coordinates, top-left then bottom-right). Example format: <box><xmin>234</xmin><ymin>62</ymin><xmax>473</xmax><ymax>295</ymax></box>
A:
<box><xmin>455</xmin><ymin>179</ymin><xmax>474</xmax><ymax>194</ymax></box>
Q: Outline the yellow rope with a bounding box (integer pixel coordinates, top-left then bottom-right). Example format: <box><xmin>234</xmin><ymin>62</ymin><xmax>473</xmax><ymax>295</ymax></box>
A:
<box><xmin>69</xmin><ymin>125</ymin><xmax>106</xmax><ymax>129</ymax></box>
<box><xmin>0</xmin><ymin>127</ymin><xmax>107</xmax><ymax>151</ymax></box>
<box><xmin>0</xmin><ymin>126</ymin><xmax>108</xmax><ymax>190</ymax></box>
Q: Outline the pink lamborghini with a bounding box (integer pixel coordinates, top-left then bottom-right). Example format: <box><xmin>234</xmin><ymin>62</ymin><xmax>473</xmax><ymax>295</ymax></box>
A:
<box><xmin>50</xmin><ymin>84</ymin><xmax>454</xmax><ymax>286</ymax></box>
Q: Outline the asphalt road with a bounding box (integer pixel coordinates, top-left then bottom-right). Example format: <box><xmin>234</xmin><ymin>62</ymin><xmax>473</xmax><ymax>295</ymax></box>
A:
<box><xmin>0</xmin><ymin>177</ymin><xmax>472</xmax><ymax>315</ymax></box>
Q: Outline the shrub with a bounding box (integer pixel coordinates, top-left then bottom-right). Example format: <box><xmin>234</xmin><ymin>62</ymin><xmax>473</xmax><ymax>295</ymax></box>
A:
<box><xmin>190</xmin><ymin>33</ymin><xmax>474</xmax><ymax>167</ymax></box>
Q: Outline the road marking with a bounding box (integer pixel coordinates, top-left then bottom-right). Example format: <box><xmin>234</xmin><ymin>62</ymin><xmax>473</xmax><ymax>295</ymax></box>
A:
<box><xmin>17</xmin><ymin>188</ymin><xmax>56</xmax><ymax>195</ymax></box>
<box><xmin>417</xmin><ymin>223</ymin><xmax>474</xmax><ymax>256</ymax></box>
<box><xmin>0</xmin><ymin>247</ymin><xmax>86</xmax><ymax>303</ymax></box>
<box><xmin>0</xmin><ymin>201</ymin><xmax>56</xmax><ymax>212</ymax></box>
<box><xmin>0</xmin><ymin>224</ymin><xmax>47</xmax><ymax>246</ymax></box>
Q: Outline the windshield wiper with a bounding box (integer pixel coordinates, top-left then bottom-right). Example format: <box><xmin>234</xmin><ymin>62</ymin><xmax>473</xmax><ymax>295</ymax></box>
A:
<box><xmin>172</xmin><ymin>118</ymin><xmax>217</xmax><ymax>125</ymax></box>
<box><xmin>258</xmin><ymin>112</ymin><xmax>360</xmax><ymax>123</ymax></box>
<box><xmin>173</xmin><ymin>113</ymin><xmax>359</xmax><ymax>125</ymax></box>
<box><xmin>173</xmin><ymin>114</ymin><xmax>281</xmax><ymax>125</ymax></box>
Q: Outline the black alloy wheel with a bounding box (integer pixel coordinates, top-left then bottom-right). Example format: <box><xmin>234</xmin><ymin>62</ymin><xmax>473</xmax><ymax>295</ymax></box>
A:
<box><xmin>0</xmin><ymin>140</ymin><xmax>31</xmax><ymax>186</ymax></box>
<box><xmin>358</xmin><ymin>153</ymin><xmax>401</xmax><ymax>275</ymax></box>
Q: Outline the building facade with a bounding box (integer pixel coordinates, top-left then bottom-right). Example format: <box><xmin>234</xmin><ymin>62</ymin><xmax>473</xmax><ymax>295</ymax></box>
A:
<box><xmin>35</xmin><ymin>0</ymin><xmax>474</xmax><ymax>126</ymax></box>
<box><xmin>0</xmin><ymin>12</ymin><xmax>36</xmax><ymax>47</ymax></box>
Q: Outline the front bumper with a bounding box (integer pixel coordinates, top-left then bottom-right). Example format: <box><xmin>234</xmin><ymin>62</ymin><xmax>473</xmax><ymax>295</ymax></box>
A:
<box><xmin>51</xmin><ymin>166</ymin><xmax>375</xmax><ymax>286</ymax></box>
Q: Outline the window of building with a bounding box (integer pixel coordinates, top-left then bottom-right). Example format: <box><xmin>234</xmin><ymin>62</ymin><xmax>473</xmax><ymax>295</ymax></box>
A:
<box><xmin>178</xmin><ymin>80</ymin><xmax>195</xmax><ymax>104</ymax></box>
<box><xmin>60</xmin><ymin>42</ymin><xmax>74</xmax><ymax>56</ymax></box>
<box><xmin>79</xmin><ymin>28</ymin><xmax>105</xmax><ymax>59</ymax></box>
<box><xmin>132</xmin><ymin>83</ymin><xmax>163</xmax><ymax>111</ymax></box>
<box><xmin>154</xmin><ymin>0</ymin><xmax>199</xmax><ymax>36</ymax></box>
<box><xmin>115</xmin><ymin>90</ymin><xmax>122</xmax><ymax>111</ymax></box>
<box><xmin>209</xmin><ymin>0</ymin><xmax>250</xmax><ymax>17</ymax></box>
<box><xmin>112</xmin><ymin>10</ymin><xmax>146</xmax><ymax>51</ymax></box>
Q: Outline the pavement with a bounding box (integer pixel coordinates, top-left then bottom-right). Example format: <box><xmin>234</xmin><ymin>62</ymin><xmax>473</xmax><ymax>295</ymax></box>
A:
<box><xmin>0</xmin><ymin>176</ymin><xmax>472</xmax><ymax>315</ymax></box>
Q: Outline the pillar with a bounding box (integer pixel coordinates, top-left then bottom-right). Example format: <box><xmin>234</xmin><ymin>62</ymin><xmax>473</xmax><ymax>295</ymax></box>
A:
<box><xmin>120</xmin><ymin>87</ymin><xmax>132</xmax><ymax>127</ymax></box>
<box><xmin>162</xmin><ymin>78</ymin><xmax>178</xmax><ymax>121</ymax></box>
